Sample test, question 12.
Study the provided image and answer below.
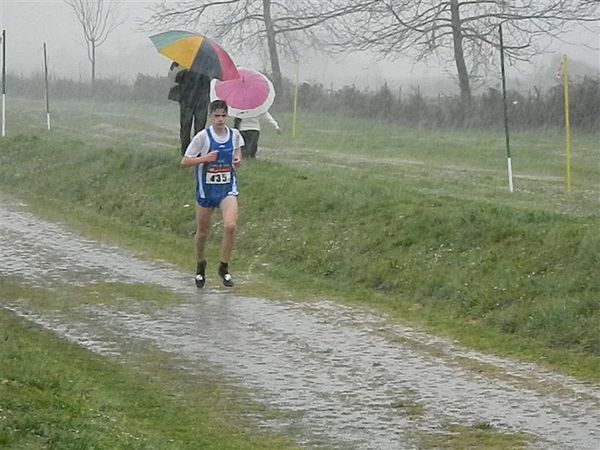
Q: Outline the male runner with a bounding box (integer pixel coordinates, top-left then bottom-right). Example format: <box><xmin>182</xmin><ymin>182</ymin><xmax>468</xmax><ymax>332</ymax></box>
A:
<box><xmin>180</xmin><ymin>100</ymin><xmax>244</xmax><ymax>287</ymax></box>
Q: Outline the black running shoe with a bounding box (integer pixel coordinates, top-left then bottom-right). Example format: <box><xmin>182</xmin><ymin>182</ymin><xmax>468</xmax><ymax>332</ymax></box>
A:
<box><xmin>195</xmin><ymin>260</ymin><xmax>207</xmax><ymax>288</ymax></box>
<box><xmin>218</xmin><ymin>265</ymin><xmax>234</xmax><ymax>287</ymax></box>
<box><xmin>195</xmin><ymin>273</ymin><xmax>206</xmax><ymax>288</ymax></box>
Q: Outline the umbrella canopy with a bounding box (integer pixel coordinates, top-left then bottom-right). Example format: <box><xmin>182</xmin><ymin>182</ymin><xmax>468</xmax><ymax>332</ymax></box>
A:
<box><xmin>210</xmin><ymin>68</ymin><xmax>275</xmax><ymax>119</ymax></box>
<box><xmin>149</xmin><ymin>30</ymin><xmax>239</xmax><ymax>81</ymax></box>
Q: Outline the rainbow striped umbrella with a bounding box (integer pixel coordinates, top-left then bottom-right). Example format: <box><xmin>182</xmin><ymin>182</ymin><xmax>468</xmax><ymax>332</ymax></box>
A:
<box><xmin>149</xmin><ymin>30</ymin><xmax>239</xmax><ymax>81</ymax></box>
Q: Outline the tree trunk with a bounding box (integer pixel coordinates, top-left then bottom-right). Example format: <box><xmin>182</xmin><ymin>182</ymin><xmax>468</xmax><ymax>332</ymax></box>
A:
<box><xmin>450</xmin><ymin>0</ymin><xmax>471</xmax><ymax>123</ymax></box>
<box><xmin>262</xmin><ymin>0</ymin><xmax>282</xmax><ymax>95</ymax></box>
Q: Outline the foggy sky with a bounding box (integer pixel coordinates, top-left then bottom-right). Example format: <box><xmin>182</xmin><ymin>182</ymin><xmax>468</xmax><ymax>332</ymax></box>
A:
<box><xmin>1</xmin><ymin>0</ymin><xmax>598</xmax><ymax>91</ymax></box>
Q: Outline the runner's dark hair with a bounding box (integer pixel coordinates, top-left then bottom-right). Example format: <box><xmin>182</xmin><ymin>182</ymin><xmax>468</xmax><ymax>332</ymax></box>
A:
<box><xmin>209</xmin><ymin>99</ymin><xmax>228</xmax><ymax>114</ymax></box>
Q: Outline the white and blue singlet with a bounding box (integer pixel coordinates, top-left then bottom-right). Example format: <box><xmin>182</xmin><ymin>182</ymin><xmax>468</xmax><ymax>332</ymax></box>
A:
<box><xmin>184</xmin><ymin>126</ymin><xmax>243</xmax><ymax>208</ymax></box>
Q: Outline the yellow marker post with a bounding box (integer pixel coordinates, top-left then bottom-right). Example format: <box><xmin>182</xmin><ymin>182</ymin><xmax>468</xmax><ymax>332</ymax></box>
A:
<box><xmin>2</xmin><ymin>29</ymin><xmax>6</xmax><ymax>137</ymax></box>
<box><xmin>562</xmin><ymin>55</ymin><xmax>572</xmax><ymax>193</ymax></box>
<box><xmin>292</xmin><ymin>63</ymin><xmax>299</xmax><ymax>139</ymax></box>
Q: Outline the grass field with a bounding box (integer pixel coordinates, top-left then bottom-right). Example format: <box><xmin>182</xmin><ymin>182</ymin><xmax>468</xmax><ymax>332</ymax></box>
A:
<box><xmin>0</xmin><ymin>293</ymin><xmax>294</xmax><ymax>449</ymax></box>
<box><xmin>0</xmin><ymin>96</ymin><xmax>599</xmax><ymax>445</ymax></box>
<box><xmin>3</xmin><ymin>96</ymin><xmax>599</xmax><ymax>367</ymax></box>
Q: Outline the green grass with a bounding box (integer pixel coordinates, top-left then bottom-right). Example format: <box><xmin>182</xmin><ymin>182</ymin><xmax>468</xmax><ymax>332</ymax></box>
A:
<box><xmin>1</xmin><ymin>97</ymin><xmax>599</xmax><ymax>388</ymax></box>
<box><xmin>418</xmin><ymin>422</ymin><xmax>531</xmax><ymax>449</ymax></box>
<box><xmin>1</xmin><ymin>276</ymin><xmax>183</xmax><ymax>311</ymax></box>
<box><xmin>0</xmin><ymin>304</ymin><xmax>293</xmax><ymax>449</ymax></box>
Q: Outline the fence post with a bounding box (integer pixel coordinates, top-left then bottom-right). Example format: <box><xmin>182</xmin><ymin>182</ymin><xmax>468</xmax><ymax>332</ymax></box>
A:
<box><xmin>561</xmin><ymin>55</ymin><xmax>572</xmax><ymax>193</ymax></box>
<box><xmin>43</xmin><ymin>42</ymin><xmax>51</xmax><ymax>130</ymax></box>
<box><xmin>292</xmin><ymin>63</ymin><xmax>299</xmax><ymax>139</ymax></box>
<box><xmin>499</xmin><ymin>24</ymin><xmax>514</xmax><ymax>192</ymax></box>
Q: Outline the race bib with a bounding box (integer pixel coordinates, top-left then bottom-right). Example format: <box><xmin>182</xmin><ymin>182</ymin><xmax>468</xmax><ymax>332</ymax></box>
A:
<box><xmin>206</xmin><ymin>170</ymin><xmax>231</xmax><ymax>184</ymax></box>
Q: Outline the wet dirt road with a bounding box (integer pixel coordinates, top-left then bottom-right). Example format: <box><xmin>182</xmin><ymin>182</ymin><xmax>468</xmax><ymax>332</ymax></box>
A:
<box><xmin>1</xmin><ymin>199</ymin><xmax>599</xmax><ymax>449</ymax></box>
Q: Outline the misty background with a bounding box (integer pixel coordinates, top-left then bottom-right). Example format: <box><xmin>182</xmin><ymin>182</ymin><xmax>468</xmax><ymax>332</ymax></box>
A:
<box><xmin>2</xmin><ymin>0</ymin><xmax>599</xmax><ymax>96</ymax></box>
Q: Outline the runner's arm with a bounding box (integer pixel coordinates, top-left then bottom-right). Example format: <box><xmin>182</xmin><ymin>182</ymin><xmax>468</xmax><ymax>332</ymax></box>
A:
<box><xmin>180</xmin><ymin>152</ymin><xmax>217</xmax><ymax>167</ymax></box>
<box><xmin>180</xmin><ymin>131</ymin><xmax>217</xmax><ymax>166</ymax></box>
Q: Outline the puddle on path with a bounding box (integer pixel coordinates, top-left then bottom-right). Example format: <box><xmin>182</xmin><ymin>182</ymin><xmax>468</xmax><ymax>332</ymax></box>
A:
<box><xmin>1</xmin><ymin>199</ymin><xmax>599</xmax><ymax>449</ymax></box>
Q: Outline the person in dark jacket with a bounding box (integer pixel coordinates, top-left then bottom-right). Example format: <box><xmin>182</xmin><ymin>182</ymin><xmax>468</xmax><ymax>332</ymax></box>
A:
<box><xmin>169</xmin><ymin>62</ymin><xmax>211</xmax><ymax>155</ymax></box>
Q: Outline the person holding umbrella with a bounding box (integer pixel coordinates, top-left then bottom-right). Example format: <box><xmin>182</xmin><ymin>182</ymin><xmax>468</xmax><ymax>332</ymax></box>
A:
<box><xmin>234</xmin><ymin>112</ymin><xmax>282</xmax><ymax>159</ymax></box>
<box><xmin>180</xmin><ymin>99</ymin><xmax>244</xmax><ymax>288</ymax></box>
<box><xmin>150</xmin><ymin>30</ymin><xmax>241</xmax><ymax>155</ymax></box>
<box><xmin>169</xmin><ymin>61</ymin><xmax>211</xmax><ymax>156</ymax></box>
<box><xmin>210</xmin><ymin>68</ymin><xmax>280</xmax><ymax>159</ymax></box>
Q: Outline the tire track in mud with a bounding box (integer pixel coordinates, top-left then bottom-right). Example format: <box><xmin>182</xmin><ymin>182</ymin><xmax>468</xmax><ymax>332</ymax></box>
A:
<box><xmin>1</xmin><ymin>198</ymin><xmax>599</xmax><ymax>449</ymax></box>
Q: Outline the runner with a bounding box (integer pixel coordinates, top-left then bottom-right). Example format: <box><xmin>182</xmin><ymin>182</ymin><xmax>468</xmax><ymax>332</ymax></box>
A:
<box><xmin>180</xmin><ymin>100</ymin><xmax>244</xmax><ymax>287</ymax></box>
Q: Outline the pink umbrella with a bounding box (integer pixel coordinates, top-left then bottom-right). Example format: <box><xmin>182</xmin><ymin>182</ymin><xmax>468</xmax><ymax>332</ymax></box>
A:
<box><xmin>210</xmin><ymin>68</ymin><xmax>275</xmax><ymax>119</ymax></box>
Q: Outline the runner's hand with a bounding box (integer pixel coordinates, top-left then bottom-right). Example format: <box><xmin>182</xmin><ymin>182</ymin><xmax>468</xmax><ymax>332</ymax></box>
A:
<box><xmin>206</xmin><ymin>151</ymin><xmax>218</xmax><ymax>162</ymax></box>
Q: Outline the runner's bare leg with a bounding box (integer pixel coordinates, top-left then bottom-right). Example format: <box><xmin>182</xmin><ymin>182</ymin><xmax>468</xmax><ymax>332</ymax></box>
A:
<box><xmin>219</xmin><ymin>196</ymin><xmax>238</xmax><ymax>263</ymax></box>
<box><xmin>195</xmin><ymin>206</ymin><xmax>213</xmax><ymax>263</ymax></box>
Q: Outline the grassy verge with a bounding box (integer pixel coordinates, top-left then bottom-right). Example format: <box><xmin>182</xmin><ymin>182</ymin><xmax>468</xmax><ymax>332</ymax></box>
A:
<box><xmin>1</xmin><ymin>280</ymin><xmax>533</xmax><ymax>448</ymax></box>
<box><xmin>1</xmin><ymin>99</ymin><xmax>599</xmax><ymax>385</ymax></box>
<box><xmin>418</xmin><ymin>423</ymin><xmax>531</xmax><ymax>449</ymax></box>
<box><xmin>0</xmin><ymin>297</ymin><xmax>293</xmax><ymax>449</ymax></box>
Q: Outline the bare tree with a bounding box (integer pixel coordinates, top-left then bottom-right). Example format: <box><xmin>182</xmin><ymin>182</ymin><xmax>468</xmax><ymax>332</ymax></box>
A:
<box><xmin>144</xmin><ymin>0</ymin><xmax>374</xmax><ymax>94</ymax></box>
<box><xmin>333</xmin><ymin>0</ymin><xmax>600</xmax><ymax>120</ymax></box>
<box><xmin>65</xmin><ymin>0</ymin><xmax>124</xmax><ymax>82</ymax></box>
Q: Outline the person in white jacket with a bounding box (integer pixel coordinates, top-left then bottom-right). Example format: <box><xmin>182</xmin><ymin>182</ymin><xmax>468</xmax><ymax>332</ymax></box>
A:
<box><xmin>234</xmin><ymin>112</ymin><xmax>282</xmax><ymax>159</ymax></box>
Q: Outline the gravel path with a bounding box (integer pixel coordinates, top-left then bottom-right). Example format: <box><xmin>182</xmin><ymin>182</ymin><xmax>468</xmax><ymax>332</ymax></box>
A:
<box><xmin>1</xmin><ymin>199</ymin><xmax>599</xmax><ymax>449</ymax></box>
